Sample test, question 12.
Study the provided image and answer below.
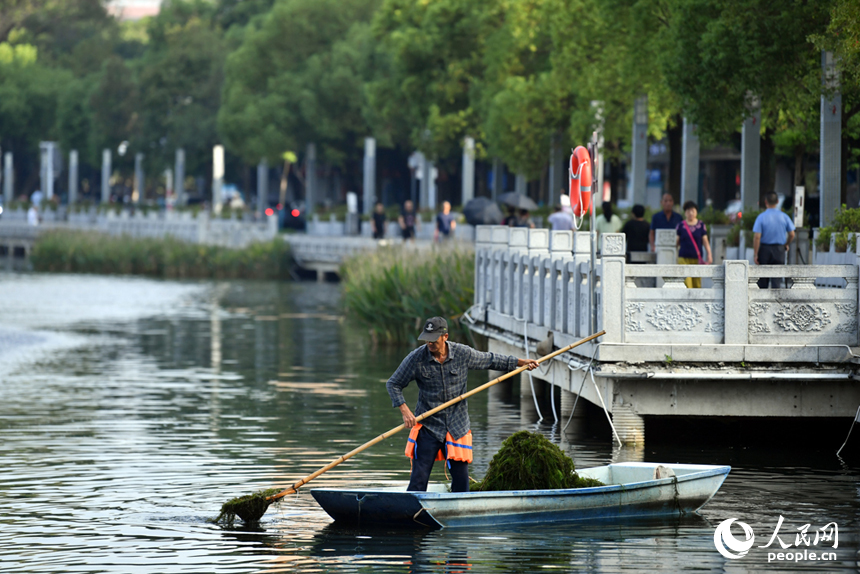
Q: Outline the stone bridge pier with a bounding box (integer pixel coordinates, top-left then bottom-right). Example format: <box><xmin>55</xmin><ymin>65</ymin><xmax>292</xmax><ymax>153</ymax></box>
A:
<box><xmin>469</xmin><ymin>226</ymin><xmax>860</xmax><ymax>445</ymax></box>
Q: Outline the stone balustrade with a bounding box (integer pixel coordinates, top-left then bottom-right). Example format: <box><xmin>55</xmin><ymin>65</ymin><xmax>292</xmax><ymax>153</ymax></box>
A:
<box><xmin>0</xmin><ymin>208</ymin><xmax>278</xmax><ymax>249</ymax></box>
<box><xmin>474</xmin><ymin>225</ymin><xmax>860</xmax><ymax>364</ymax></box>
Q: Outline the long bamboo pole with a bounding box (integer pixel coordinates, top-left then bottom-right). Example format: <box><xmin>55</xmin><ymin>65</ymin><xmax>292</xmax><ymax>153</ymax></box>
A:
<box><xmin>268</xmin><ymin>330</ymin><xmax>605</xmax><ymax>502</ymax></box>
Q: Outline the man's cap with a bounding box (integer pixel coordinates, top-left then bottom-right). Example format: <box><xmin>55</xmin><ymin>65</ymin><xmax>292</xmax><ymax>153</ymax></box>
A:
<box><xmin>418</xmin><ymin>316</ymin><xmax>448</xmax><ymax>341</ymax></box>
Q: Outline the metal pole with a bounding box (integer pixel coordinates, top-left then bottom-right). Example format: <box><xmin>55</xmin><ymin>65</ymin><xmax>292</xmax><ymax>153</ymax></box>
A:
<box><xmin>363</xmin><ymin>137</ymin><xmax>376</xmax><ymax>216</ymax></box>
<box><xmin>257</xmin><ymin>158</ymin><xmax>268</xmax><ymax>218</ymax></box>
<box><xmin>589</xmin><ymin>137</ymin><xmax>598</xmax><ymax>336</ymax></box>
<box><xmin>4</xmin><ymin>152</ymin><xmax>14</xmax><ymax>203</ymax></box>
<box><xmin>134</xmin><ymin>152</ymin><xmax>144</xmax><ymax>203</ymax></box>
<box><xmin>213</xmin><ymin>145</ymin><xmax>224</xmax><ymax>214</ymax></box>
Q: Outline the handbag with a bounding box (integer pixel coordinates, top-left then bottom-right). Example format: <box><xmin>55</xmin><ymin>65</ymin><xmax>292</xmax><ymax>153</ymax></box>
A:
<box><xmin>682</xmin><ymin>220</ymin><xmax>706</xmax><ymax>265</ymax></box>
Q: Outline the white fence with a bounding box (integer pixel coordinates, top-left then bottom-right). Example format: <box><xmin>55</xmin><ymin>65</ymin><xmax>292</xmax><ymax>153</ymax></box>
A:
<box><xmin>0</xmin><ymin>207</ymin><xmax>278</xmax><ymax>249</ymax></box>
<box><xmin>474</xmin><ymin>226</ymin><xmax>860</xmax><ymax>364</ymax></box>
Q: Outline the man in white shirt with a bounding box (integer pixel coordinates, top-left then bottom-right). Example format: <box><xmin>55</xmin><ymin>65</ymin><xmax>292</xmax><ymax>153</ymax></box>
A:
<box><xmin>27</xmin><ymin>204</ymin><xmax>39</xmax><ymax>226</ymax></box>
<box><xmin>548</xmin><ymin>204</ymin><xmax>574</xmax><ymax>231</ymax></box>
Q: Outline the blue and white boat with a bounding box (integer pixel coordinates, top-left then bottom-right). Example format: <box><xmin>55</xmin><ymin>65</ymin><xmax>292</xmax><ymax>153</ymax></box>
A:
<box><xmin>310</xmin><ymin>462</ymin><xmax>730</xmax><ymax>529</ymax></box>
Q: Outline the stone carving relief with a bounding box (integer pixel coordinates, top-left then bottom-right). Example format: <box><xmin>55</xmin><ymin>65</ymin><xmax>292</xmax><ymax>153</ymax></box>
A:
<box><xmin>773</xmin><ymin>304</ymin><xmax>831</xmax><ymax>332</ymax></box>
<box><xmin>646</xmin><ymin>303</ymin><xmax>703</xmax><ymax>331</ymax></box>
<box><xmin>602</xmin><ymin>234</ymin><xmax>625</xmax><ymax>256</ymax></box>
<box><xmin>704</xmin><ymin>303</ymin><xmax>725</xmax><ymax>333</ymax></box>
<box><xmin>625</xmin><ymin>302</ymin><xmax>645</xmax><ymax>332</ymax></box>
<box><xmin>835</xmin><ymin>303</ymin><xmax>858</xmax><ymax>334</ymax></box>
<box><xmin>748</xmin><ymin>302</ymin><xmax>771</xmax><ymax>334</ymax></box>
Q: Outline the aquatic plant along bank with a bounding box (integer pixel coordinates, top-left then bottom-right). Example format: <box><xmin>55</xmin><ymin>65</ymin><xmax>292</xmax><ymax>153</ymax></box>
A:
<box><xmin>30</xmin><ymin>230</ymin><xmax>292</xmax><ymax>280</ymax></box>
<box><xmin>341</xmin><ymin>246</ymin><xmax>474</xmax><ymax>343</ymax></box>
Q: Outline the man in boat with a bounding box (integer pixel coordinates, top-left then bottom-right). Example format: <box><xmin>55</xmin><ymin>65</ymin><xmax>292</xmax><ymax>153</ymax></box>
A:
<box><xmin>386</xmin><ymin>317</ymin><xmax>539</xmax><ymax>493</ymax></box>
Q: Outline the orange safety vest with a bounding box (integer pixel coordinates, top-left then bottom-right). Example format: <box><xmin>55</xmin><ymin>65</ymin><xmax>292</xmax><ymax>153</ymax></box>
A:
<box><xmin>405</xmin><ymin>423</ymin><xmax>473</xmax><ymax>464</ymax></box>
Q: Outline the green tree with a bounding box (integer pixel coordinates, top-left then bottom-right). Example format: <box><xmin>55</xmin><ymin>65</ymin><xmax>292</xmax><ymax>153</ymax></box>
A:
<box><xmin>219</xmin><ymin>0</ymin><xmax>378</xmax><ymax>167</ymax></box>
<box><xmin>136</xmin><ymin>0</ymin><xmax>225</xmax><ymax>177</ymax></box>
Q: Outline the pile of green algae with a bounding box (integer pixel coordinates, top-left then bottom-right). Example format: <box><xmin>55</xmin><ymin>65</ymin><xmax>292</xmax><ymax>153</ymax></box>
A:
<box><xmin>470</xmin><ymin>431</ymin><xmax>604</xmax><ymax>491</ymax></box>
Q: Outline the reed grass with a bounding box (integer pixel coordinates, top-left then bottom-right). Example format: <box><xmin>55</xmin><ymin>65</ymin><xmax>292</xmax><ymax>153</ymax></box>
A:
<box><xmin>341</xmin><ymin>246</ymin><xmax>475</xmax><ymax>343</ymax></box>
<box><xmin>31</xmin><ymin>230</ymin><xmax>292</xmax><ymax>280</ymax></box>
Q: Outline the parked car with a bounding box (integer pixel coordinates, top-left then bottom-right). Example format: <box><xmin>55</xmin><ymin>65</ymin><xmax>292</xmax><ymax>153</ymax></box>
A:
<box><xmin>267</xmin><ymin>200</ymin><xmax>305</xmax><ymax>231</ymax></box>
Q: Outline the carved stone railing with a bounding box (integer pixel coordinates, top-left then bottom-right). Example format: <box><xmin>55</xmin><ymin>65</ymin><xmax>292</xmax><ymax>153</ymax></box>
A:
<box><xmin>473</xmin><ymin>225</ymin><xmax>860</xmax><ymax>364</ymax></box>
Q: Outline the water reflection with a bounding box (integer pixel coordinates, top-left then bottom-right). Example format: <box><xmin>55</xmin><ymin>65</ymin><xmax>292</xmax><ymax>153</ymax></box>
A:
<box><xmin>0</xmin><ymin>275</ymin><xmax>858</xmax><ymax>572</ymax></box>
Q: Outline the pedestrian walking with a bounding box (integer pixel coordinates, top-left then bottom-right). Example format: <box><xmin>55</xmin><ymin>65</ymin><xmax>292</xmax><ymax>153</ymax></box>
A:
<box><xmin>622</xmin><ymin>204</ymin><xmax>650</xmax><ymax>262</ymax></box>
<box><xmin>434</xmin><ymin>201</ymin><xmax>457</xmax><ymax>242</ymax></box>
<box><xmin>649</xmin><ymin>193</ymin><xmax>683</xmax><ymax>252</ymax></box>
<box><xmin>398</xmin><ymin>199</ymin><xmax>418</xmax><ymax>242</ymax></box>
<box><xmin>371</xmin><ymin>201</ymin><xmax>386</xmax><ymax>239</ymax></box>
<box><xmin>595</xmin><ymin>201</ymin><xmax>622</xmax><ymax>248</ymax></box>
<box><xmin>548</xmin><ymin>204</ymin><xmax>574</xmax><ymax>231</ymax></box>
<box><xmin>753</xmin><ymin>192</ymin><xmax>795</xmax><ymax>288</ymax></box>
<box><xmin>676</xmin><ymin>201</ymin><xmax>712</xmax><ymax>288</ymax></box>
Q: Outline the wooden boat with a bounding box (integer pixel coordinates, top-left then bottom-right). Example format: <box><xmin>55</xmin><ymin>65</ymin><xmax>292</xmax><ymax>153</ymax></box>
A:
<box><xmin>310</xmin><ymin>462</ymin><xmax>730</xmax><ymax>529</ymax></box>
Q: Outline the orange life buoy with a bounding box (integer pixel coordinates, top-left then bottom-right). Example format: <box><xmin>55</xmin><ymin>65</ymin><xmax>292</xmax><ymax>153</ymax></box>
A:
<box><xmin>569</xmin><ymin>146</ymin><xmax>593</xmax><ymax>217</ymax></box>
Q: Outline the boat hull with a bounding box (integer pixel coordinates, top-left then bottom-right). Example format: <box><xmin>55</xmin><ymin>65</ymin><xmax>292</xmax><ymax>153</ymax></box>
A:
<box><xmin>310</xmin><ymin>462</ymin><xmax>730</xmax><ymax>529</ymax></box>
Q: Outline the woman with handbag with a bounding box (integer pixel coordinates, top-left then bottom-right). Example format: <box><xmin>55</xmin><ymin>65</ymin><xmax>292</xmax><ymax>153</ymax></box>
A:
<box><xmin>675</xmin><ymin>201</ymin><xmax>712</xmax><ymax>288</ymax></box>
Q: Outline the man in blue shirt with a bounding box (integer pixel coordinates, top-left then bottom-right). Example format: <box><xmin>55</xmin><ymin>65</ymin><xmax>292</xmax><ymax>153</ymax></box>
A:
<box><xmin>753</xmin><ymin>192</ymin><xmax>795</xmax><ymax>288</ymax></box>
<box><xmin>649</xmin><ymin>193</ymin><xmax>683</xmax><ymax>251</ymax></box>
<box><xmin>435</xmin><ymin>201</ymin><xmax>457</xmax><ymax>242</ymax></box>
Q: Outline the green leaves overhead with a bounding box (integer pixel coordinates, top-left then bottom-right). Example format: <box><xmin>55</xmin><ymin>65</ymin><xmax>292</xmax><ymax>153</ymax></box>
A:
<box><xmin>218</xmin><ymin>0</ymin><xmax>379</xmax><ymax>165</ymax></box>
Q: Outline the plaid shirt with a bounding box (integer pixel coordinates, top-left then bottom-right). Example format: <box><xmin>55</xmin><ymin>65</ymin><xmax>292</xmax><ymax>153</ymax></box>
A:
<box><xmin>386</xmin><ymin>342</ymin><xmax>518</xmax><ymax>443</ymax></box>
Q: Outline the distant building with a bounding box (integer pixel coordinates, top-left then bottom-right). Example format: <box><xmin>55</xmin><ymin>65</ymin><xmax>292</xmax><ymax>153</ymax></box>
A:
<box><xmin>107</xmin><ymin>0</ymin><xmax>162</xmax><ymax>20</ymax></box>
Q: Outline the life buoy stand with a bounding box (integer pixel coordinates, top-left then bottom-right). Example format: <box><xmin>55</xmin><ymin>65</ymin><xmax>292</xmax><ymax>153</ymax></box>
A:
<box><xmin>569</xmin><ymin>146</ymin><xmax>593</xmax><ymax>218</ymax></box>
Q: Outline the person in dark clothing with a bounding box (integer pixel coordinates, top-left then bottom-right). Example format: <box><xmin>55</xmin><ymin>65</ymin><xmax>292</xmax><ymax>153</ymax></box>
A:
<box><xmin>434</xmin><ymin>201</ymin><xmax>457</xmax><ymax>242</ymax></box>
<box><xmin>502</xmin><ymin>206</ymin><xmax>517</xmax><ymax>226</ymax></box>
<box><xmin>398</xmin><ymin>200</ymin><xmax>417</xmax><ymax>242</ymax></box>
<box><xmin>371</xmin><ymin>201</ymin><xmax>386</xmax><ymax>239</ymax></box>
<box><xmin>622</xmin><ymin>204</ymin><xmax>651</xmax><ymax>262</ymax></box>
<box><xmin>649</xmin><ymin>193</ymin><xmax>683</xmax><ymax>251</ymax></box>
<box><xmin>387</xmin><ymin>317</ymin><xmax>538</xmax><ymax>492</ymax></box>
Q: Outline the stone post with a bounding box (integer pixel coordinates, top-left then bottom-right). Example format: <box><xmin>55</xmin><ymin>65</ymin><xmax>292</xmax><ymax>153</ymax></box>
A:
<box><xmin>681</xmin><ymin>117</ymin><xmax>700</xmax><ymax>207</ymax></box>
<box><xmin>101</xmin><ymin>149</ymin><xmax>111</xmax><ymax>204</ymax></box>
<box><xmin>631</xmin><ymin>96</ymin><xmax>648</xmax><ymax>205</ymax></box>
<box><xmin>528</xmin><ymin>229</ymin><xmax>550</xmax><ymax>326</ymax></box>
<box><xmin>68</xmin><ymin>150</ymin><xmax>78</xmax><ymax>205</ymax></box>
<box><xmin>256</xmin><ymin>158</ymin><xmax>268</xmax><ymax>217</ymax></box>
<box><xmin>740</xmin><ymin>96</ymin><xmax>761</xmax><ymax>224</ymax></box>
<box><xmin>175</xmin><ymin>148</ymin><xmax>186</xmax><ymax>207</ymax></box>
<box><xmin>723</xmin><ymin>259</ymin><xmax>749</xmax><ymax>345</ymax></box>
<box><xmin>305</xmin><ymin>143</ymin><xmax>317</xmax><ymax>216</ymax></box>
<box><xmin>475</xmin><ymin>226</ymin><xmax>492</xmax><ymax>307</ymax></box>
<box><xmin>40</xmin><ymin>142</ymin><xmax>55</xmax><ymax>200</ymax></box>
<box><xmin>654</xmin><ymin>228</ymin><xmax>676</xmax><ymax>288</ymax></box>
<box><xmin>491</xmin><ymin>226</ymin><xmax>510</xmax><ymax>313</ymax></box>
<box><xmin>547</xmin><ymin>231</ymin><xmax>574</xmax><ymax>330</ymax></box>
<box><xmin>820</xmin><ymin>51</ymin><xmax>841</xmax><ymax>227</ymax></box>
<box><xmin>571</xmin><ymin>232</ymin><xmax>592</xmax><ymax>338</ymax></box>
<box><xmin>419</xmin><ymin>152</ymin><xmax>430</xmax><ymax>208</ymax></box>
<box><xmin>134</xmin><ymin>152</ymin><xmax>144</xmax><ymax>203</ymax></box>
<box><xmin>600</xmin><ymin>233</ymin><xmax>626</xmax><ymax>343</ymax></box>
<box><xmin>3</xmin><ymin>152</ymin><xmax>12</xmax><ymax>204</ymax></box>
<box><xmin>212</xmin><ymin>145</ymin><xmax>224</xmax><ymax>214</ymax></box>
<box><xmin>363</xmin><ymin>137</ymin><xmax>376</xmax><ymax>216</ymax></box>
<box><xmin>508</xmin><ymin>227</ymin><xmax>529</xmax><ymax>318</ymax></box>
<box><xmin>462</xmin><ymin>137</ymin><xmax>475</xmax><ymax>205</ymax></box>
<box><xmin>491</xmin><ymin>157</ymin><xmax>503</xmax><ymax>200</ymax></box>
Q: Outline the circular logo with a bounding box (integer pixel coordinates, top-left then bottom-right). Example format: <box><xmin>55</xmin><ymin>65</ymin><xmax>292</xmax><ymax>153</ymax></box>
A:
<box><xmin>714</xmin><ymin>518</ymin><xmax>755</xmax><ymax>559</ymax></box>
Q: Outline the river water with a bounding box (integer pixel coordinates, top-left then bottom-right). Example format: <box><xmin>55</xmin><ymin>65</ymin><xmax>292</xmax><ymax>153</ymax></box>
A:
<box><xmin>0</xmin><ymin>274</ymin><xmax>858</xmax><ymax>573</ymax></box>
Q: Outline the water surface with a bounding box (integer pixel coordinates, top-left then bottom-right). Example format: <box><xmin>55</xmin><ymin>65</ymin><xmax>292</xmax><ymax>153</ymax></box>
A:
<box><xmin>0</xmin><ymin>274</ymin><xmax>857</xmax><ymax>572</ymax></box>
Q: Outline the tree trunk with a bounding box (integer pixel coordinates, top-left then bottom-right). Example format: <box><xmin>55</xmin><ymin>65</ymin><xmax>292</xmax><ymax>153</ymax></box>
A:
<box><xmin>793</xmin><ymin>146</ymin><xmax>805</xmax><ymax>189</ymax></box>
<box><xmin>666</xmin><ymin>115</ymin><xmax>682</xmax><ymax>203</ymax></box>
